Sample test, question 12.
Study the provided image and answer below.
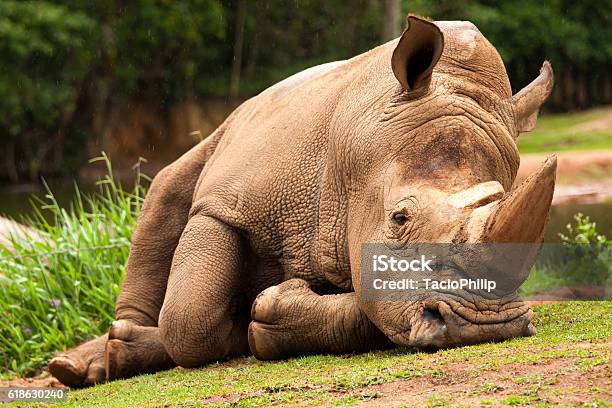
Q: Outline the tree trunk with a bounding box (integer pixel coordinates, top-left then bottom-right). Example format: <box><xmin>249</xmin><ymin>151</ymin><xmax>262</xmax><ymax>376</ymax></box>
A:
<box><xmin>382</xmin><ymin>0</ymin><xmax>401</xmax><ymax>42</ymax></box>
<box><xmin>5</xmin><ymin>138</ymin><xmax>19</xmax><ymax>184</ymax></box>
<box><xmin>576</xmin><ymin>70</ymin><xmax>588</xmax><ymax>109</ymax></box>
<box><xmin>602</xmin><ymin>71</ymin><xmax>611</xmax><ymax>104</ymax></box>
<box><xmin>229</xmin><ymin>0</ymin><xmax>247</xmax><ymax>100</ymax></box>
<box><xmin>244</xmin><ymin>29</ymin><xmax>259</xmax><ymax>81</ymax></box>
<box><xmin>563</xmin><ymin>68</ymin><xmax>575</xmax><ymax>111</ymax></box>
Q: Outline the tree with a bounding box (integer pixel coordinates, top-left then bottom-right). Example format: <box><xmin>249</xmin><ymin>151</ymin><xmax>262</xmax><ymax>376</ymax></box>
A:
<box><xmin>0</xmin><ymin>1</ymin><xmax>97</xmax><ymax>182</ymax></box>
<box><xmin>229</xmin><ymin>0</ymin><xmax>247</xmax><ymax>100</ymax></box>
<box><xmin>382</xmin><ymin>0</ymin><xmax>401</xmax><ymax>41</ymax></box>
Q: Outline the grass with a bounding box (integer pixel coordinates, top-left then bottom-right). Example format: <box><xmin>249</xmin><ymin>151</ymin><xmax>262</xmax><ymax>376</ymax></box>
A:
<box><xmin>517</xmin><ymin>107</ymin><xmax>612</xmax><ymax>154</ymax></box>
<box><xmin>11</xmin><ymin>301</ymin><xmax>610</xmax><ymax>407</ymax></box>
<box><xmin>0</xmin><ymin>154</ymin><xmax>147</xmax><ymax>376</ymax></box>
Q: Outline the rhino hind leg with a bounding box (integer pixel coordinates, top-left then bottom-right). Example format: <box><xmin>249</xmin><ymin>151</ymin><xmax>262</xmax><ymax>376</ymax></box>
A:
<box><xmin>49</xmin><ymin>135</ymin><xmax>221</xmax><ymax>387</ymax></box>
<box><xmin>248</xmin><ymin>279</ymin><xmax>392</xmax><ymax>360</ymax></box>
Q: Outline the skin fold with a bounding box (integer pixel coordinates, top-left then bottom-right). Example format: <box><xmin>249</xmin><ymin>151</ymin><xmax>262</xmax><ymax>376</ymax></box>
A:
<box><xmin>49</xmin><ymin>16</ymin><xmax>556</xmax><ymax>387</ymax></box>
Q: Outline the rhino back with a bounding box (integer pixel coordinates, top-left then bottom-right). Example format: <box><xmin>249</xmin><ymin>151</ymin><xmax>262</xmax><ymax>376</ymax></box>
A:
<box><xmin>189</xmin><ymin>56</ymin><xmax>367</xmax><ymax>287</ymax></box>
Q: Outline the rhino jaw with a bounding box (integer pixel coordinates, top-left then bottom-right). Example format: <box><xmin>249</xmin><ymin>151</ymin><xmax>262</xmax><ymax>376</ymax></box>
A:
<box><xmin>399</xmin><ymin>299</ymin><xmax>535</xmax><ymax>349</ymax></box>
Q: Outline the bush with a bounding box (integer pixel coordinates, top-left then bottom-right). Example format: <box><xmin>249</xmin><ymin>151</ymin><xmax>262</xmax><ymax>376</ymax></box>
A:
<box><xmin>0</xmin><ymin>154</ymin><xmax>148</xmax><ymax>376</ymax></box>
<box><xmin>520</xmin><ymin>213</ymin><xmax>611</xmax><ymax>296</ymax></box>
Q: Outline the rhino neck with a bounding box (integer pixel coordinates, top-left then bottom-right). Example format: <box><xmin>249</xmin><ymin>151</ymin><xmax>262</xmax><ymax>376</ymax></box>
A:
<box><xmin>312</xmin><ymin>150</ymin><xmax>354</xmax><ymax>290</ymax></box>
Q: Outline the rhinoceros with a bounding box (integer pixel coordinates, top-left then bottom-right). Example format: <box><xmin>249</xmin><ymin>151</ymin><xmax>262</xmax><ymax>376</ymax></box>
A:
<box><xmin>49</xmin><ymin>16</ymin><xmax>556</xmax><ymax>387</ymax></box>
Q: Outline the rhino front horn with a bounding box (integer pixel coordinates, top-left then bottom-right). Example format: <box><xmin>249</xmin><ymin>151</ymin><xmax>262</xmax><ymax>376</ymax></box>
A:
<box><xmin>483</xmin><ymin>156</ymin><xmax>557</xmax><ymax>243</ymax></box>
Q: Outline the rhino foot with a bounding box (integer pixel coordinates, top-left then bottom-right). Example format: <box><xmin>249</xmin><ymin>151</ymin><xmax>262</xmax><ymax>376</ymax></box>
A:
<box><xmin>248</xmin><ymin>279</ymin><xmax>315</xmax><ymax>360</ymax></box>
<box><xmin>248</xmin><ymin>279</ymin><xmax>390</xmax><ymax>360</ymax></box>
<box><xmin>48</xmin><ymin>334</ymin><xmax>107</xmax><ymax>388</ymax></box>
<box><xmin>105</xmin><ymin>320</ymin><xmax>175</xmax><ymax>380</ymax></box>
<box><xmin>49</xmin><ymin>321</ymin><xmax>176</xmax><ymax>387</ymax></box>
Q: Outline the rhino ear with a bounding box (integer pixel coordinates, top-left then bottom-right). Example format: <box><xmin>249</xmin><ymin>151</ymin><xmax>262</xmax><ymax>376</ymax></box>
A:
<box><xmin>391</xmin><ymin>15</ymin><xmax>444</xmax><ymax>92</ymax></box>
<box><xmin>512</xmin><ymin>61</ymin><xmax>554</xmax><ymax>133</ymax></box>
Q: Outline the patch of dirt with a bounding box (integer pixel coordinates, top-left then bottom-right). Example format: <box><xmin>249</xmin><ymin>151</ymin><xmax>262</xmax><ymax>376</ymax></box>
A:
<box><xmin>525</xmin><ymin>286</ymin><xmax>612</xmax><ymax>302</ymax></box>
<box><xmin>517</xmin><ymin>150</ymin><xmax>612</xmax><ymax>205</ymax></box>
<box><xmin>517</xmin><ymin>150</ymin><xmax>612</xmax><ymax>188</ymax></box>
<box><xmin>574</xmin><ymin>110</ymin><xmax>612</xmax><ymax>132</ymax></box>
<box><xmin>347</xmin><ymin>341</ymin><xmax>611</xmax><ymax>407</ymax></box>
<box><xmin>551</xmin><ymin>179</ymin><xmax>612</xmax><ymax>204</ymax></box>
<box><xmin>0</xmin><ymin>373</ymin><xmax>65</xmax><ymax>389</ymax></box>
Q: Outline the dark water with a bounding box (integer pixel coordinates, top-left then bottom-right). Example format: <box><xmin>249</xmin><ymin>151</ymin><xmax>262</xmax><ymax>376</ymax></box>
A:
<box><xmin>1</xmin><ymin>185</ymin><xmax>611</xmax><ymax>241</ymax></box>
<box><xmin>0</xmin><ymin>185</ymin><xmax>86</xmax><ymax>222</ymax></box>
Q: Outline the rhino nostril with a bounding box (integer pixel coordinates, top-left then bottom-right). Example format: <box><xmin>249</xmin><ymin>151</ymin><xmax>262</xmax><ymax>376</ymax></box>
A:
<box><xmin>422</xmin><ymin>306</ymin><xmax>443</xmax><ymax>324</ymax></box>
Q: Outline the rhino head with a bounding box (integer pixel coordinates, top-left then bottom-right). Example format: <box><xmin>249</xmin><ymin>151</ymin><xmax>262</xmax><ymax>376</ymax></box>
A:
<box><xmin>341</xmin><ymin>17</ymin><xmax>555</xmax><ymax>348</ymax></box>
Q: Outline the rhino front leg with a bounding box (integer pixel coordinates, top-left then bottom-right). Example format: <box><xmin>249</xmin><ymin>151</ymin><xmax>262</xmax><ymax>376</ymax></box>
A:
<box><xmin>158</xmin><ymin>214</ymin><xmax>250</xmax><ymax>367</ymax></box>
<box><xmin>248</xmin><ymin>279</ymin><xmax>392</xmax><ymax>360</ymax></box>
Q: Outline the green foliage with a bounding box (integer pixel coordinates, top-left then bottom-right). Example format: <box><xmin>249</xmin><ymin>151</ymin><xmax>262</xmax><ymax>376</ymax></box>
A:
<box><xmin>520</xmin><ymin>213</ymin><xmax>611</xmax><ymax>296</ymax></box>
<box><xmin>0</xmin><ymin>154</ymin><xmax>147</xmax><ymax>375</ymax></box>
<box><xmin>235</xmin><ymin>0</ymin><xmax>384</xmax><ymax>94</ymax></box>
<box><xmin>558</xmin><ymin>213</ymin><xmax>611</xmax><ymax>284</ymax></box>
<box><xmin>0</xmin><ymin>1</ymin><xmax>96</xmax><ymax>137</ymax></box>
<box><xmin>106</xmin><ymin>0</ymin><xmax>226</xmax><ymax>102</ymax></box>
<box><xmin>559</xmin><ymin>212</ymin><xmax>610</xmax><ymax>247</ymax></box>
<box><xmin>0</xmin><ymin>1</ymin><xmax>98</xmax><ymax>181</ymax></box>
<box><xmin>406</xmin><ymin>0</ymin><xmax>611</xmax><ymax>95</ymax></box>
<box><xmin>0</xmin><ymin>1</ymin><xmax>610</xmax><ymax>180</ymax></box>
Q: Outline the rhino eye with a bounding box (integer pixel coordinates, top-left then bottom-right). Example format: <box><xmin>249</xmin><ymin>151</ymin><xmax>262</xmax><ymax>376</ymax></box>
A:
<box><xmin>392</xmin><ymin>212</ymin><xmax>409</xmax><ymax>225</ymax></box>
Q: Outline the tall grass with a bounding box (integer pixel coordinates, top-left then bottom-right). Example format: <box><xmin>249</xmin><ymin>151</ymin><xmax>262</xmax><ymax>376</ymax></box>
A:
<box><xmin>0</xmin><ymin>154</ymin><xmax>148</xmax><ymax>376</ymax></box>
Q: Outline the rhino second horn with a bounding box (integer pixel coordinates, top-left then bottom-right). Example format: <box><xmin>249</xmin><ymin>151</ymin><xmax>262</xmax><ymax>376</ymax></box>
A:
<box><xmin>447</xmin><ymin>181</ymin><xmax>505</xmax><ymax>210</ymax></box>
<box><xmin>512</xmin><ymin>61</ymin><xmax>554</xmax><ymax>134</ymax></box>
<box><xmin>483</xmin><ymin>156</ymin><xmax>557</xmax><ymax>243</ymax></box>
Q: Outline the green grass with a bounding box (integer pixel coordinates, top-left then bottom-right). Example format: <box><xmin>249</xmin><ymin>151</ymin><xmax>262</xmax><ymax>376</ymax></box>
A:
<box><xmin>0</xmin><ymin>154</ymin><xmax>147</xmax><ymax>376</ymax></box>
<box><xmin>17</xmin><ymin>301</ymin><xmax>611</xmax><ymax>407</ymax></box>
<box><xmin>517</xmin><ymin>107</ymin><xmax>612</xmax><ymax>154</ymax></box>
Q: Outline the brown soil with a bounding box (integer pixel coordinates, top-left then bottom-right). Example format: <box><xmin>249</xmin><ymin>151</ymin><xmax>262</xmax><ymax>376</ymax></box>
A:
<box><xmin>517</xmin><ymin>150</ymin><xmax>612</xmax><ymax>205</ymax></box>
<box><xmin>0</xmin><ymin>375</ymin><xmax>64</xmax><ymax>389</ymax></box>
<box><xmin>525</xmin><ymin>286</ymin><xmax>611</xmax><ymax>302</ymax></box>
<box><xmin>518</xmin><ymin>150</ymin><xmax>612</xmax><ymax>186</ymax></box>
<box><xmin>345</xmin><ymin>341</ymin><xmax>611</xmax><ymax>407</ymax></box>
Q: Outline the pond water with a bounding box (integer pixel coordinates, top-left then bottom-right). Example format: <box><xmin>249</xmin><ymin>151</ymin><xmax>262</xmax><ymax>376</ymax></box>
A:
<box><xmin>1</xmin><ymin>185</ymin><xmax>611</xmax><ymax>242</ymax></box>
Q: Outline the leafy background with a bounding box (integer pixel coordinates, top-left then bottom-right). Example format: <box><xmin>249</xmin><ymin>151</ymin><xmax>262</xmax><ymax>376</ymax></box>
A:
<box><xmin>0</xmin><ymin>0</ymin><xmax>610</xmax><ymax>183</ymax></box>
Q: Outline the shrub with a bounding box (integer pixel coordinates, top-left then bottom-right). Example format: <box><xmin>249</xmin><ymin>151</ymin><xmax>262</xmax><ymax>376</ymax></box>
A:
<box><xmin>520</xmin><ymin>213</ymin><xmax>611</xmax><ymax>296</ymax></box>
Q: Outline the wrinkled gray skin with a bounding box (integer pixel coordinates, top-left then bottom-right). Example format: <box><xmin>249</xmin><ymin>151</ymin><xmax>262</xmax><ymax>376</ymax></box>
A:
<box><xmin>49</xmin><ymin>17</ymin><xmax>556</xmax><ymax>387</ymax></box>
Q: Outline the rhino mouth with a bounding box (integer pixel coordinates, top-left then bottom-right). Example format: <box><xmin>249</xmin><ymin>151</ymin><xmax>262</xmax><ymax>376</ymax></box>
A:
<box><xmin>389</xmin><ymin>296</ymin><xmax>535</xmax><ymax>349</ymax></box>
